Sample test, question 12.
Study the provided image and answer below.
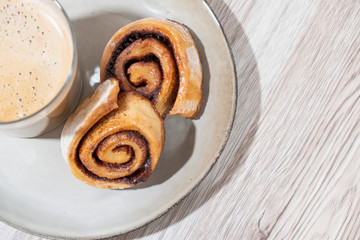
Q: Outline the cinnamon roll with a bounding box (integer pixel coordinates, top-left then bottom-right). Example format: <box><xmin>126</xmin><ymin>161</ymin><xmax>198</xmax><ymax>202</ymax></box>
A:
<box><xmin>100</xmin><ymin>18</ymin><xmax>202</xmax><ymax>118</ymax></box>
<box><xmin>60</xmin><ymin>79</ymin><xmax>165</xmax><ymax>189</ymax></box>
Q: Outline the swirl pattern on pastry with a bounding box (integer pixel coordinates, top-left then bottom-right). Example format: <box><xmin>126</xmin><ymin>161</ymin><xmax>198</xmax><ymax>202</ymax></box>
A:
<box><xmin>61</xmin><ymin>79</ymin><xmax>165</xmax><ymax>189</ymax></box>
<box><xmin>100</xmin><ymin>18</ymin><xmax>202</xmax><ymax>118</ymax></box>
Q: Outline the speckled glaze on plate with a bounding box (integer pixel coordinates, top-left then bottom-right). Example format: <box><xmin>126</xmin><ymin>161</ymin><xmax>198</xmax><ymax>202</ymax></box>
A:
<box><xmin>0</xmin><ymin>0</ymin><xmax>236</xmax><ymax>239</ymax></box>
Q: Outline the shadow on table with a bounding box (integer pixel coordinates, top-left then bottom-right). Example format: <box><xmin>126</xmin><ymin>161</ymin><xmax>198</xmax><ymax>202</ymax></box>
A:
<box><xmin>111</xmin><ymin>0</ymin><xmax>262</xmax><ymax>239</ymax></box>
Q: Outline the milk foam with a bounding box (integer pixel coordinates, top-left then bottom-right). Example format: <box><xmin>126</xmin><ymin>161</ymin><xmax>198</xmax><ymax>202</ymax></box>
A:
<box><xmin>0</xmin><ymin>0</ymin><xmax>73</xmax><ymax>121</ymax></box>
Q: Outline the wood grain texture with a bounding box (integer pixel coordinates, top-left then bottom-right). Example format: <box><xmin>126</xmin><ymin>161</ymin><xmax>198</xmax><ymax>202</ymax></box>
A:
<box><xmin>1</xmin><ymin>0</ymin><xmax>360</xmax><ymax>239</ymax></box>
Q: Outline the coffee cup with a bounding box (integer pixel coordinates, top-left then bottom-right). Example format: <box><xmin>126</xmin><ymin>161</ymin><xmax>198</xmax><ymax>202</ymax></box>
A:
<box><xmin>0</xmin><ymin>0</ymin><xmax>81</xmax><ymax>137</ymax></box>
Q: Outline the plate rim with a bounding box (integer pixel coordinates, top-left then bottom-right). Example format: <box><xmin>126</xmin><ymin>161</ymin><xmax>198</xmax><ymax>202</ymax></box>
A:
<box><xmin>0</xmin><ymin>0</ymin><xmax>238</xmax><ymax>239</ymax></box>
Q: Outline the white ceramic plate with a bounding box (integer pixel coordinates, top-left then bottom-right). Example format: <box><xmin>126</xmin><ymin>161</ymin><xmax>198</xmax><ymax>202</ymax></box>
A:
<box><xmin>0</xmin><ymin>0</ymin><xmax>236</xmax><ymax>239</ymax></box>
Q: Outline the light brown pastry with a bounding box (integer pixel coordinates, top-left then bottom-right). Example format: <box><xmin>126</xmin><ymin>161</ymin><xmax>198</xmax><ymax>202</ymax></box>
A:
<box><xmin>100</xmin><ymin>18</ymin><xmax>202</xmax><ymax>118</ymax></box>
<box><xmin>60</xmin><ymin>79</ymin><xmax>165</xmax><ymax>189</ymax></box>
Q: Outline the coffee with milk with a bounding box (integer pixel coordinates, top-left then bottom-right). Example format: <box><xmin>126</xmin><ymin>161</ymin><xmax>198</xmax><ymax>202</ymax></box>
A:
<box><xmin>0</xmin><ymin>0</ymin><xmax>73</xmax><ymax>122</ymax></box>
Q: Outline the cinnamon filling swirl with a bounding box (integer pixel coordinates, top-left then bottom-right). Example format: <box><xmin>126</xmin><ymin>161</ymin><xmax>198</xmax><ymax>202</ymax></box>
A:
<box><xmin>61</xmin><ymin>79</ymin><xmax>165</xmax><ymax>189</ymax></box>
<box><xmin>101</xmin><ymin>18</ymin><xmax>203</xmax><ymax>119</ymax></box>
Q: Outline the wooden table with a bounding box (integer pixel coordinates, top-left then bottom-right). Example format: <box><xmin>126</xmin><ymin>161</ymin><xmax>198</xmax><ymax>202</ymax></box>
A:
<box><xmin>1</xmin><ymin>0</ymin><xmax>360</xmax><ymax>239</ymax></box>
